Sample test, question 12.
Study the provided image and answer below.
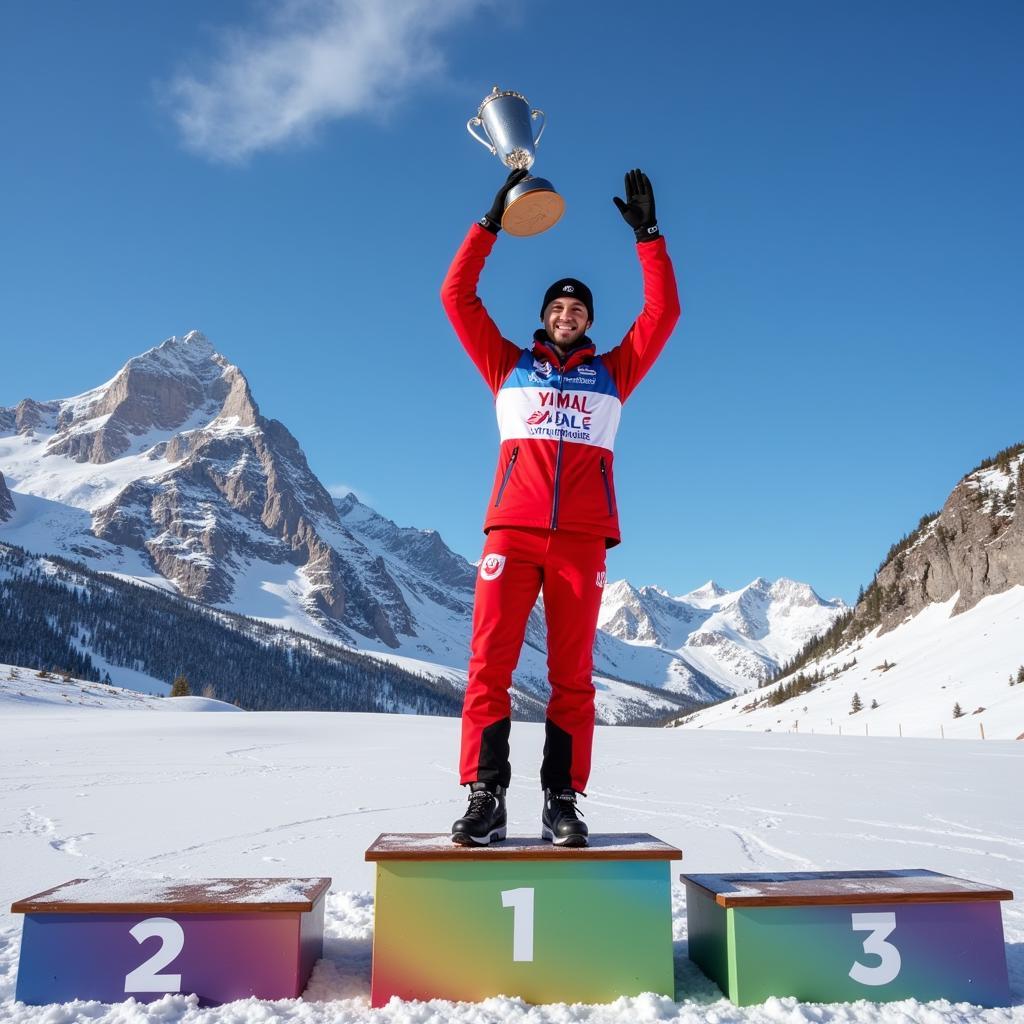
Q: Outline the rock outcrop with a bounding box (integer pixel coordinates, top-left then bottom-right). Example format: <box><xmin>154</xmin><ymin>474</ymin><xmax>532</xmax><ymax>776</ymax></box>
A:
<box><xmin>852</xmin><ymin>443</ymin><xmax>1024</xmax><ymax>635</ymax></box>
<box><xmin>0</xmin><ymin>472</ymin><xmax>14</xmax><ymax>522</ymax></box>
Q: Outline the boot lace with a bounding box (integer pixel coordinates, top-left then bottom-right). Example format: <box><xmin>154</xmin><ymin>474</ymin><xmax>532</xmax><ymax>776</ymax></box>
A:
<box><xmin>466</xmin><ymin>788</ymin><xmax>496</xmax><ymax>818</ymax></box>
<box><xmin>552</xmin><ymin>789</ymin><xmax>585</xmax><ymax>819</ymax></box>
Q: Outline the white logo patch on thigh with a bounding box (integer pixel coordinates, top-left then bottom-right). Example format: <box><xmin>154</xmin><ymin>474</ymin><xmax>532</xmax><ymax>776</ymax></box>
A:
<box><xmin>480</xmin><ymin>553</ymin><xmax>507</xmax><ymax>581</ymax></box>
<box><xmin>596</xmin><ymin>570</ymin><xmax>607</xmax><ymax>588</ymax></box>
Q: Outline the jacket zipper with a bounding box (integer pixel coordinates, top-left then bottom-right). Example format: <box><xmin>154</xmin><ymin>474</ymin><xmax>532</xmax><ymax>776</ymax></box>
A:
<box><xmin>494</xmin><ymin>446</ymin><xmax>519</xmax><ymax>507</ymax></box>
<box><xmin>600</xmin><ymin>457</ymin><xmax>614</xmax><ymax>515</ymax></box>
<box><xmin>550</xmin><ymin>370</ymin><xmax>566</xmax><ymax>528</ymax></box>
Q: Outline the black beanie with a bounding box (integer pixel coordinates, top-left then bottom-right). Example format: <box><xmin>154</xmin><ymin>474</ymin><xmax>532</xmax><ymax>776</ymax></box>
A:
<box><xmin>540</xmin><ymin>278</ymin><xmax>594</xmax><ymax>324</ymax></box>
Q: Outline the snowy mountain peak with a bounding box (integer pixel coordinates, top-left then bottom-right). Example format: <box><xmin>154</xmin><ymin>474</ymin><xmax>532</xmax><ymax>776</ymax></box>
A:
<box><xmin>118</xmin><ymin>331</ymin><xmax>225</xmax><ymax>385</ymax></box>
<box><xmin>599</xmin><ymin>573</ymin><xmax>849</xmax><ymax>694</ymax></box>
<box><xmin>17</xmin><ymin>331</ymin><xmax>260</xmax><ymax>467</ymax></box>
<box><xmin>604</xmin><ymin>578</ymin><xmax>641</xmax><ymax>600</ymax></box>
<box><xmin>689</xmin><ymin>579</ymin><xmax>726</xmax><ymax>599</ymax></box>
<box><xmin>142</xmin><ymin>329</ymin><xmax>216</xmax><ymax>363</ymax></box>
<box><xmin>768</xmin><ymin>576</ymin><xmax>837</xmax><ymax>610</ymax></box>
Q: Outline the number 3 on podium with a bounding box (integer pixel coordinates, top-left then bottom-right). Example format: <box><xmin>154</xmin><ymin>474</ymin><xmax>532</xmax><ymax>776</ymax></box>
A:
<box><xmin>850</xmin><ymin>911</ymin><xmax>901</xmax><ymax>986</ymax></box>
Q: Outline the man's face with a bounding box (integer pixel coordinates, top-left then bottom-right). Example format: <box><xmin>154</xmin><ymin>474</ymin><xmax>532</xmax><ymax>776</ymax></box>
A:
<box><xmin>543</xmin><ymin>298</ymin><xmax>591</xmax><ymax>346</ymax></box>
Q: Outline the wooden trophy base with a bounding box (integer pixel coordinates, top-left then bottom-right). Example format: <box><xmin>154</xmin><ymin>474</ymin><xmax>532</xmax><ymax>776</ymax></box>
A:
<box><xmin>502</xmin><ymin>188</ymin><xmax>565</xmax><ymax>237</ymax></box>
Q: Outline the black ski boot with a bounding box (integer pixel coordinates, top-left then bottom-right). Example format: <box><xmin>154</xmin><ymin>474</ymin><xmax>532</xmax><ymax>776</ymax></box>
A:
<box><xmin>451</xmin><ymin>782</ymin><xmax>507</xmax><ymax>846</ymax></box>
<box><xmin>541</xmin><ymin>788</ymin><xmax>588</xmax><ymax>847</ymax></box>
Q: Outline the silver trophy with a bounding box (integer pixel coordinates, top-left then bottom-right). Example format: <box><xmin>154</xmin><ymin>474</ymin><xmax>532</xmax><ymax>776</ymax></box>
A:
<box><xmin>467</xmin><ymin>85</ymin><xmax>564</xmax><ymax>237</ymax></box>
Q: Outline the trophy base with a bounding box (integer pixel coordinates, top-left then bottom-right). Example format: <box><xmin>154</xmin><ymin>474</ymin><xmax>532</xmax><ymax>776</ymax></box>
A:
<box><xmin>502</xmin><ymin>177</ymin><xmax>564</xmax><ymax>237</ymax></box>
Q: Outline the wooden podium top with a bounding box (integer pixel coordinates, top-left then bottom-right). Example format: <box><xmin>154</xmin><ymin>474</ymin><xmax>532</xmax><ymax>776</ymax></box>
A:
<box><xmin>366</xmin><ymin>832</ymin><xmax>682</xmax><ymax>862</ymax></box>
<box><xmin>11</xmin><ymin>877</ymin><xmax>332</xmax><ymax>915</ymax></box>
<box><xmin>682</xmin><ymin>869</ymin><xmax>1014</xmax><ymax>907</ymax></box>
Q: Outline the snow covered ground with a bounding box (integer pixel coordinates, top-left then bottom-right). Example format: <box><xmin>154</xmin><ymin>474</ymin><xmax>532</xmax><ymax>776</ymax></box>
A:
<box><xmin>0</xmin><ymin>664</ymin><xmax>238</xmax><ymax>710</ymax></box>
<box><xmin>1</xmin><ymin>696</ymin><xmax>1022</xmax><ymax>1022</ymax></box>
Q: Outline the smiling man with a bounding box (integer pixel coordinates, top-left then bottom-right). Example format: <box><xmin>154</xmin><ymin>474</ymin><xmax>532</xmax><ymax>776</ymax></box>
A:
<box><xmin>440</xmin><ymin>168</ymin><xmax>680</xmax><ymax>847</ymax></box>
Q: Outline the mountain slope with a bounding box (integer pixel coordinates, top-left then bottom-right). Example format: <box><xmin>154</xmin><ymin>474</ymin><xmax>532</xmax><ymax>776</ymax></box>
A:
<box><xmin>678</xmin><ymin>441</ymin><xmax>1024</xmax><ymax>738</ymax></box>
<box><xmin>0</xmin><ymin>542</ymin><xmax>462</xmax><ymax>715</ymax></box>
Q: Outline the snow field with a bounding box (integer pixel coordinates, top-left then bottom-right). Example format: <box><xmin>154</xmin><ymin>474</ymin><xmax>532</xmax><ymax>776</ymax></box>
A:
<box><xmin>0</xmin><ymin>664</ymin><xmax>238</xmax><ymax>710</ymax></box>
<box><xmin>0</xmin><ymin>707</ymin><xmax>1022</xmax><ymax>1022</ymax></box>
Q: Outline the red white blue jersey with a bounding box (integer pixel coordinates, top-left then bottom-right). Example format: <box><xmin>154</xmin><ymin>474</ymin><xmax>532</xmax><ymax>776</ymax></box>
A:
<box><xmin>497</xmin><ymin>347</ymin><xmax>622</xmax><ymax>451</ymax></box>
<box><xmin>441</xmin><ymin>223</ymin><xmax>680</xmax><ymax>547</ymax></box>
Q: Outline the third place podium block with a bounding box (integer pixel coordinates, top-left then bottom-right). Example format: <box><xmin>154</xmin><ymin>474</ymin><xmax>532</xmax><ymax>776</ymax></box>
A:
<box><xmin>682</xmin><ymin>869</ymin><xmax>1013</xmax><ymax>1007</ymax></box>
<box><xmin>365</xmin><ymin>833</ymin><xmax>682</xmax><ymax>1006</ymax></box>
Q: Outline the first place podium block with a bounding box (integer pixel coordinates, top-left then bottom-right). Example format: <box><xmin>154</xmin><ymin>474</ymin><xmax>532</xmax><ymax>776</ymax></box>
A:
<box><xmin>366</xmin><ymin>833</ymin><xmax>682</xmax><ymax>1007</ymax></box>
<box><xmin>683</xmin><ymin>869</ymin><xmax>1013</xmax><ymax>1007</ymax></box>
<box><xmin>12</xmin><ymin>876</ymin><xmax>331</xmax><ymax>1006</ymax></box>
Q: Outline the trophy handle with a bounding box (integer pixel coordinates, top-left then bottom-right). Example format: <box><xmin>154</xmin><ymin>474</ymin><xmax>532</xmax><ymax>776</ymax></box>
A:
<box><xmin>466</xmin><ymin>117</ymin><xmax>496</xmax><ymax>156</ymax></box>
<box><xmin>531</xmin><ymin>108</ymin><xmax>546</xmax><ymax>147</ymax></box>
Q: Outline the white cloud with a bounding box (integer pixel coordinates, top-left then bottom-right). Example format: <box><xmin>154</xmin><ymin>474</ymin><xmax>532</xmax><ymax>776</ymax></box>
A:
<box><xmin>165</xmin><ymin>0</ymin><xmax>486</xmax><ymax>162</ymax></box>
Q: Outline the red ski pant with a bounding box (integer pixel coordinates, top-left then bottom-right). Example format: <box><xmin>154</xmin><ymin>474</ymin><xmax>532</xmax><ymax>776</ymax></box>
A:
<box><xmin>459</xmin><ymin>526</ymin><xmax>607</xmax><ymax>793</ymax></box>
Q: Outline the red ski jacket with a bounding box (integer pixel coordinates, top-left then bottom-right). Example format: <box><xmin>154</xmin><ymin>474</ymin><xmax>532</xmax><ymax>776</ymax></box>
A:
<box><xmin>441</xmin><ymin>223</ymin><xmax>680</xmax><ymax>547</ymax></box>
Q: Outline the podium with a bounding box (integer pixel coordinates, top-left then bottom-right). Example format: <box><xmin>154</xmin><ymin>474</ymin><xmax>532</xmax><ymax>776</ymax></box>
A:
<box><xmin>683</xmin><ymin>869</ymin><xmax>1013</xmax><ymax>1006</ymax></box>
<box><xmin>12</xmin><ymin>876</ymin><xmax>330</xmax><ymax>1005</ymax></box>
<box><xmin>366</xmin><ymin>833</ymin><xmax>682</xmax><ymax>1006</ymax></box>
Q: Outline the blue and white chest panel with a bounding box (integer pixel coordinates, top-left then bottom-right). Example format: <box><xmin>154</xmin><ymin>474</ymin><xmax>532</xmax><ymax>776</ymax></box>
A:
<box><xmin>495</xmin><ymin>351</ymin><xmax>622</xmax><ymax>450</ymax></box>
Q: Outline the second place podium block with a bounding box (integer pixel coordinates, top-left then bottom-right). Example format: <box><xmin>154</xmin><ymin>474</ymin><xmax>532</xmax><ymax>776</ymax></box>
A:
<box><xmin>366</xmin><ymin>832</ymin><xmax>682</xmax><ymax>1006</ymax></box>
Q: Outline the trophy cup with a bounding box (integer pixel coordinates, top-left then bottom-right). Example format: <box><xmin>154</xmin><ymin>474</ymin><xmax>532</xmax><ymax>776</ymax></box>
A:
<box><xmin>466</xmin><ymin>86</ymin><xmax>564</xmax><ymax>237</ymax></box>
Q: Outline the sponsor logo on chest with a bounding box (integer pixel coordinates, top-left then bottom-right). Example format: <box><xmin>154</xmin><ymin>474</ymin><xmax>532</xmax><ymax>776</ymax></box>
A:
<box><xmin>525</xmin><ymin>390</ymin><xmax>595</xmax><ymax>432</ymax></box>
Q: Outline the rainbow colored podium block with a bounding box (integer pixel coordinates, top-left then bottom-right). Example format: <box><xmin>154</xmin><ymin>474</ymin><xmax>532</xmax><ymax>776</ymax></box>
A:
<box><xmin>366</xmin><ymin>833</ymin><xmax>682</xmax><ymax>1007</ymax></box>
<box><xmin>682</xmin><ymin>869</ymin><xmax>1012</xmax><ymax>1007</ymax></box>
<box><xmin>12</xmin><ymin>876</ymin><xmax>330</xmax><ymax>1005</ymax></box>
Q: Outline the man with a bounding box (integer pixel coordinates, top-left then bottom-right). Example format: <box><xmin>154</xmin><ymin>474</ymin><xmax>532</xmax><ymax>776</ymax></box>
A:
<box><xmin>440</xmin><ymin>168</ymin><xmax>680</xmax><ymax>847</ymax></box>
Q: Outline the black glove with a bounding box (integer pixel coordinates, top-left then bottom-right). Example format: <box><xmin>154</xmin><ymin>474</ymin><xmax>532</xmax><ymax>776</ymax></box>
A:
<box><xmin>479</xmin><ymin>168</ymin><xmax>530</xmax><ymax>234</ymax></box>
<box><xmin>613</xmin><ymin>168</ymin><xmax>660</xmax><ymax>242</ymax></box>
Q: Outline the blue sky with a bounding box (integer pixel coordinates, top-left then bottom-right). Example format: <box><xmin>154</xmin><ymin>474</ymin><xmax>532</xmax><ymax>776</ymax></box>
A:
<box><xmin>1</xmin><ymin>1</ymin><xmax>1022</xmax><ymax>604</ymax></box>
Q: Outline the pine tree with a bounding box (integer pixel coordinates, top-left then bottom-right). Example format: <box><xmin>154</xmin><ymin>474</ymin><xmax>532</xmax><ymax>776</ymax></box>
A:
<box><xmin>870</xmin><ymin>698</ymin><xmax>879</xmax><ymax>709</ymax></box>
<box><xmin>170</xmin><ymin>674</ymin><xmax>191</xmax><ymax>697</ymax></box>
<box><xmin>1017</xmin><ymin>665</ymin><xmax>1024</xmax><ymax>685</ymax></box>
<box><xmin>953</xmin><ymin>702</ymin><xmax>964</xmax><ymax>719</ymax></box>
<box><xmin>850</xmin><ymin>692</ymin><xmax>863</xmax><ymax>714</ymax></box>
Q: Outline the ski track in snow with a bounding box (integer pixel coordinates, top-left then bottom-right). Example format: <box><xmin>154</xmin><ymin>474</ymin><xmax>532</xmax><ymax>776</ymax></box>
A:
<box><xmin>0</xmin><ymin>709</ymin><xmax>1022</xmax><ymax>1023</ymax></box>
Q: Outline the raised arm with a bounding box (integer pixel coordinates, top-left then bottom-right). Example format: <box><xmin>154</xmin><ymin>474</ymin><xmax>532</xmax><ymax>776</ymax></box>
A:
<box><xmin>601</xmin><ymin>169</ymin><xmax>681</xmax><ymax>403</ymax></box>
<box><xmin>440</xmin><ymin>170</ymin><xmax>527</xmax><ymax>396</ymax></box>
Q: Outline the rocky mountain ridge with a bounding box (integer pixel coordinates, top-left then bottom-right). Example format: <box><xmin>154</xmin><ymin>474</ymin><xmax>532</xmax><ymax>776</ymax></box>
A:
<box><xmin>2</xmin><ymin>331</ymin><xmax>845</xmax><ymax>719</ymax></box>
<box><xmin>1</xmin><ymin>332</ymin><xmax>422</xmax><ymax>648</ymax></box>
<box><xmin>598</xmin><ymin>575</ymin><xmax>847</xmax><ymax>691</ymax></box>
<box><xmin>852</xmin><ymin>442</ymin><xmax>1023</xmax><ymax>638</ymax></box>
<box><xmin>681</xmin><ymin>440</ymin><xmax>1024</xmax><ymax>737</ymax></box>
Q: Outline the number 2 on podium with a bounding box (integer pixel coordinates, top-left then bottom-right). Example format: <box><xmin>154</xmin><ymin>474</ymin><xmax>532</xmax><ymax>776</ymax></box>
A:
<box><xmin>124</xmin><ymin>917</ymin><xmax>185</xmax><ymax>992</ymax></box>
<box><xmin>501</xmin><ymin>888</ymin><xmax>535</xmax><ymax>962</ymax></box>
